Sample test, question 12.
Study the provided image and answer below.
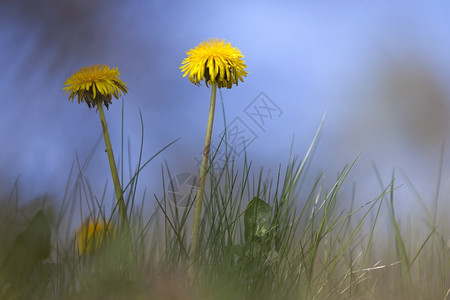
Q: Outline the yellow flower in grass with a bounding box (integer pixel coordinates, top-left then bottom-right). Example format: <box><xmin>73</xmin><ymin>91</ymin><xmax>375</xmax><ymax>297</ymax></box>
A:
<box><xmin>180</xmin><ymin>39</ymin><xmax>248</xmax><ymax>279</ymax></box>
<box><xmin>63</xmin><ymin>64</ymin><xmax>128</xmax><ymax>109</ymax></box>
<box><xmin>63</xmin><ymin>65</ymin><xmax>130</xmax><ymax>229</ymax></box>
<box><xmin>76</xmin><ymin>219</ymin><xmax>116</xmax><ymax>255</ymax></box>
<box><xmin>180</xmin><ymin>38</ymin><xmax>248</xmax><ymax>88</ymax></box>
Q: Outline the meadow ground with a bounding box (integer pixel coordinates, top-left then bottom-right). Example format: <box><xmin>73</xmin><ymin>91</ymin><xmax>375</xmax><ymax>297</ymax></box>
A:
<box><xmin>1</xmin><ymin>119</ymin><xmax>449</xmax><ymax>300</ymax></box>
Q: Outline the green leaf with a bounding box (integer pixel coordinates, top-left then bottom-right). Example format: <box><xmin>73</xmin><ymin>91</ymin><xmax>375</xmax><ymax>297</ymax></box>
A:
<box><xmin>244</xmin><ymin>197</ymin><xmax>272</xmax><ymax>242</ymax></box>
<box><xmin>0</xmin><ymin>210</ymin><xmax>51</xmax><ymax>284</ymax></box>
<box><xmin>230</xmin><ymin>243</ymin><xmax>246</xmax><ymax>258</ymax></box>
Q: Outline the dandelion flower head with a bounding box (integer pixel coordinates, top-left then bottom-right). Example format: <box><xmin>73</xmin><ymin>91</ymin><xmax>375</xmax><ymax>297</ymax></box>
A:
<box><xmin>63</xmin><ymin>64</ymin><xmax>128</xmax><ymax>109</ymax></box>
<box><xmin>76</xmin><ymin>219</ymin><xmax>116</xmax><ymax>255</ymax></box>
<box><xmin>180</xmin><ymin>38</ymin><xmax>247</xmax><ymax>89</ymax></box>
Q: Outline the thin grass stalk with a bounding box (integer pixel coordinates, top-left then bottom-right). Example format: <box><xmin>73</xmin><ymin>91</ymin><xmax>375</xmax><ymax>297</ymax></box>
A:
<box><xmin>387</xmin><ymin>171</ymin><xmax>413</xmax><ymax>294</ymax></box>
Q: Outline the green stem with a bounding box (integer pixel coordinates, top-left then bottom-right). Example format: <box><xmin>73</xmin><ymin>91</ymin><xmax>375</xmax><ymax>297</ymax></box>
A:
<box><xmin>189</xmin><ymin>82</ymin><xmax>217</xmax><ymax>278</ymax></box>
<box><xmin>97</xmin><ymin>101</ymin><xmax>129</xmax><ymax>229</ymax></box>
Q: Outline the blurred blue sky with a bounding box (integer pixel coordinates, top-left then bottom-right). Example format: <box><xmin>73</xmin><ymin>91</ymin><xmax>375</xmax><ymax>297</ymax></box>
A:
<box><xmin>1</xmin><ymin>0</ymin><xmax>450</xmax><ymax>216</ymax></box>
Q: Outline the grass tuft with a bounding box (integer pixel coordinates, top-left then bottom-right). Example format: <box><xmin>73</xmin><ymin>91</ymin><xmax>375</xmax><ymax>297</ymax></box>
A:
<box><xmin>0</xmin><ymin>112</ymin><xmax>448</xmax><ymax>299</ymax></box>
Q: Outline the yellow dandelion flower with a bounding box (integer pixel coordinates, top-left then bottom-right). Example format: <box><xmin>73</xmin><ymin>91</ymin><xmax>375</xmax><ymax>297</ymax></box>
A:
<box><xmin>63</xmin><ymin>65</ymin><xmax>130</xmax><ymax>229</ymax></box>
<box><xmin>63</xmin><ymin>64</ymin><xmax>128</xmax><ymax>109</ymax></box>
<box><xmin>76</xmin><ymin>219</ymin><xmax>116</xmax><ymax>255</ymax></box>
<box><xmin>181</xmin><ymin>39</ymin><xmax>248</xmax><ymax>278</ymax></box>
<box><xmin>180</xmin><ymin>38</ymin><xmax>248</xmax><ymax>89</ymax></box>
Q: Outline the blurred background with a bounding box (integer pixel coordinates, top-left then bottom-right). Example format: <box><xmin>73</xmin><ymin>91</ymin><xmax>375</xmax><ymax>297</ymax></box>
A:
<box><xmin>1</xmin><ymin>0</ymin><xmax>450</xmax><ymax>218</ymax></box>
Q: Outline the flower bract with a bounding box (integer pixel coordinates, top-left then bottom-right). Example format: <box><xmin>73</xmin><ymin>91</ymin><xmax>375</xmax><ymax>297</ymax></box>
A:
<box><xmin>76</xmin><ymin>219</ymin><xmax>116</xmax><ymax>255</ymax></box>
<box><xmin>180</xmin><ymin>38</ymin><xmax>247</xmax><ymax>89</ymax></box>
<box><xmin>63</xmin><ymin>64</ymin><xmax>128</xmax><ymax>109</ymax></box>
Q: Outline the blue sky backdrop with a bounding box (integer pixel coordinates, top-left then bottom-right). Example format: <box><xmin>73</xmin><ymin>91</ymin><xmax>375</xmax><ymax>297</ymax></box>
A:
<box><xmin>1</xmin><ymin>0</ymin><xmax>450</xmax><ymax>217</ymax></box>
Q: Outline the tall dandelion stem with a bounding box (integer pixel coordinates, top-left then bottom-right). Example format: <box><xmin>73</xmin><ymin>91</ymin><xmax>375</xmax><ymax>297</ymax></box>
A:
<box><xmin>97</xmin><ymin>100</ymin><xmax>129</xmax><ymax>228</ymax></box>
<box><xmin>190</xmin><ymin>82</ymin><xmax>217</xmax><ymax>276</ymax></box>
<box><xmin>63</xmin><ymin>64</ymin><xmax>129</xmax><ymax>229</ymax></box>
<box><xmin>180</xmin><ymin>38</ymin><xmax>247</xmax><ymax>279</ymax></box>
